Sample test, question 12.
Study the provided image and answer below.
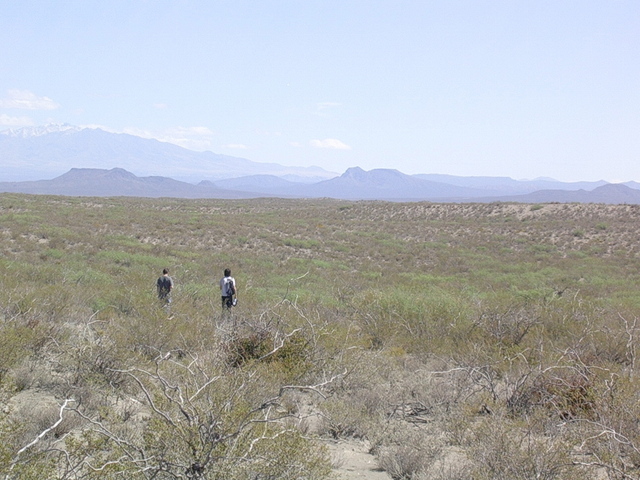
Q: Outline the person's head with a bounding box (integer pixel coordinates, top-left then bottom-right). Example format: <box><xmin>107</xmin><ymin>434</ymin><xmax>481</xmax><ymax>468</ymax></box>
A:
<box><xmin>163</xmin><ymin>268</ymin><xmax>169</xmax><ymax>275</ymax></box>
<box><xmin>224</xmin><ymin>268</ymin><xmax>231</xmax><ymax>277</ymax></box>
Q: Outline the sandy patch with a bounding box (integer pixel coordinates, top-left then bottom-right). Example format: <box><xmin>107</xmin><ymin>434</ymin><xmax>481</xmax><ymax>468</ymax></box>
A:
<box><xmin>328</xmin><ymin>439</ymin><xmax>391</xmax><ymax>480</ymax></box>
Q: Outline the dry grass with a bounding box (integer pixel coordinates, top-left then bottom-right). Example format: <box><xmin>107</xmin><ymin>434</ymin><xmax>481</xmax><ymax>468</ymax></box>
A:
<box><xmin>1</xmin><ymin>194</ymin><xmax>640</xmax><ymax>479</ymax></box>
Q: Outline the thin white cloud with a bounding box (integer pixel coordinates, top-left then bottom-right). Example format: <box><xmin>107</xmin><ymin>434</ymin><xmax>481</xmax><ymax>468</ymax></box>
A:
<box><xmin>314</xmin><ymin>102</ymin><xmax>342</xmax><ymax>118</ymax></box>
<box><xmin>0</xmin><ymin>89</ymin><xmax>60</xmax><ymax>110</ymax></box>
<box><xmin>80</xmin><ymin>124</ymin><xmax>217</xmax><ymax>152</ymax></box>
<box><xmin>223</xmin><ymin>144</ymin><xmax>248</xmax><ymax>150</ymax></box>
<box><xmin>0</xmin><ymin>114</ymin><xmax>34</xmax><ymax>126</ymax></box>
<box><xmin>153</xmin><ymin>103</ymin><xmax>168</xmax><ymax>109</ymax></box>
<box><xmin>120</xmin><ymin>127</ymin><xmax>154</xmax><ymax>138</ymax></box>
<box><xmin>255</xmin><ymin>128</ymin><xmax>282</xmax><ymax>136</ymax></box>
<box><xmin>178</xmin><ymin>126</ymin><xmax>214</xmax><ymax>136</ymax></box>
<box><xmin>310</xmin><ymin>138</ymin><xmax>351</xmax><ymax>150</ymax></box>
<box><xmin>123</xmin><ymin>126</ymin><xmax>215</xmax><ymax>151</ymax></box>
<box><xmin>317</xmin><ymin>102</ymin><xmax>341</xmax><ymax>110</ymax></box>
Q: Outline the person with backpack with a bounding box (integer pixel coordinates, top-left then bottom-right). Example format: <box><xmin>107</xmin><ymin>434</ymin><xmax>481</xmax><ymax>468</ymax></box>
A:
<box><xmin>220</xmin><ymin>268</ymin><xmax>237</xmax><ymax>309</ymax></box>
<box><xmin>157</xmin><ymin>268</ymin><xmax>174</xmax><ymax>305</ymax></box>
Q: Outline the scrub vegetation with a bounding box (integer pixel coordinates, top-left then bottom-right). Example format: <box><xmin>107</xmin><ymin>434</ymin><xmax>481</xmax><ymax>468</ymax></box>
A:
<box><xmin>1</xmin><ymin>193</ymin><xmax>640</xmax><ymax>479</ymax></box>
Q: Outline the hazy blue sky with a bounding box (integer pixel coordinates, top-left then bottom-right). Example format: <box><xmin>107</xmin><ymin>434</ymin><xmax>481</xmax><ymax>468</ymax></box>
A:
<box><xmin>1</xmin><ymin>1</ymin><xmax>638</xmax><ymax>181</ymax></box>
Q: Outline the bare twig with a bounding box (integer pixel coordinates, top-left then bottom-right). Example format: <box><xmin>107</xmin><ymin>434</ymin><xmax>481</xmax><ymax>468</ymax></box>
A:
<box><xmin>6</xmin><ymin>398</ymin><xmax>75</xmax><ymax>480</ymax></box>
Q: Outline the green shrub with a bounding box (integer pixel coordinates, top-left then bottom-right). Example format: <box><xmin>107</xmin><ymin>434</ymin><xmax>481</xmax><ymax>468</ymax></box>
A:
<box><xmin>2</xmin><ymin>195</ymin><xmax>640</xmax><ymax>478</ymax></box>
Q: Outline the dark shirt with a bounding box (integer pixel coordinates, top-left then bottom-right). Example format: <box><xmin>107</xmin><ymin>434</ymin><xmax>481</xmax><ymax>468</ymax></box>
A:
<box><xmin>157</xmin><ymin>275</ymin><xmax>173</xmax><ymax>298</ymax></box>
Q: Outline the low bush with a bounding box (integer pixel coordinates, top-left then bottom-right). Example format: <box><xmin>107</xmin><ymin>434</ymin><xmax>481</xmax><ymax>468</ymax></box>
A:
<box><xmin>2</xmin><ymin>195</ymin><xmax>640</xmax><ymax>479</ymax></box>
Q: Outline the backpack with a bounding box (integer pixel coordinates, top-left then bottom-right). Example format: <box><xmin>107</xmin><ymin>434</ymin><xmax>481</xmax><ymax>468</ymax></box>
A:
<box><xmin>225</xmin><ymin>278</ymin><xmax>236</xmax><ymax>296</ymax></box>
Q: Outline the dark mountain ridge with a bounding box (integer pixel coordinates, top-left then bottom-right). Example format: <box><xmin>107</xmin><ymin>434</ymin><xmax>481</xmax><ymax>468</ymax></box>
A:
<box><xmin>281</xmin><ymin>167</ymin><xmax>491</xmax><ymax>200</ymax></box>
<box><xmin>414</xmin><ymin>173</ymin><xmax>607</xmax><ymax>195</ymax></box>
<box><xmin>473</xmin><ymin>183</ymin><xmax>640</xmax><ymax>205</ymax></box>
<box><xmin>1</xmin><ymin>167</ymin><xmax>639</xmax><ymax>204</ymax></box>
<box><xmin>0</xmin><ymin>168</ymin><xmax>267</xmax><ymax>199</ymax></box>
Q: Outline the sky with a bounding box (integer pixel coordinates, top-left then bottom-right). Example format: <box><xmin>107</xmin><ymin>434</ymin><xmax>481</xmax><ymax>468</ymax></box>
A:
<box><xmin>1</xmin><ymin>1</ymin><xmax>638</xmax><ymax>182</ymax></box>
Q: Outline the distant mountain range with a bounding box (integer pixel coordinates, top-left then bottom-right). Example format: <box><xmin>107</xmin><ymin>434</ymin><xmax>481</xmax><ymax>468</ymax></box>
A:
<box><xmin>0</xmin><ymin>124</ymin><xmax>335</xmax><ymax>183</ymax></box>
<box><xmin>0</xmin><ymin>167</ymin><xmax>267</xmax><ymax>199</ymax></box>
<box><xmin>2</xmin><ymin>167</ymin><xmax>640</xmax><ymax>204</ymax></box>
<box><xmin>1</xmin><ymin>125</ymin><xmax>639</xmax><ymax>204</ymax></box>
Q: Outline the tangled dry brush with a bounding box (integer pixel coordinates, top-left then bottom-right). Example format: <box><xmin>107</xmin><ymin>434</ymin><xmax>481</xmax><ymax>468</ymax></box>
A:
<box><xmin>1</xmin><ymin>194</ymin><xmax>640</xmax><ymax>479</ymax></box>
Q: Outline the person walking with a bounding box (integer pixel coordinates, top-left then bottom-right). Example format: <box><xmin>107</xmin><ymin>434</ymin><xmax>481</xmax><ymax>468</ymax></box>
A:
<box><xmin>220</xmin><ymin>268</ymin><xmax>237</xmax><ymax>309</ymax></box>
<box><xmin>157</xmin><ymin>268</ymin><xmax>174</xmax><ymax>306</ymax></box>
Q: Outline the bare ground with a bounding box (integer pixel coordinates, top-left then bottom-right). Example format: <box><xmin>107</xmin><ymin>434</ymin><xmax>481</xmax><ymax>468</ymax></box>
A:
<box><xmin>328</xmin><ymin>440</ymin><xmax>391</xmax><ymax>480</ymax></box>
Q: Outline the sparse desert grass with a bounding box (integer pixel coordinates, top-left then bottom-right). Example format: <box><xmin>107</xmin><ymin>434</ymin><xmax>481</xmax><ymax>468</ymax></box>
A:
<box><xmin>1</xmin><ymin>194</ymin><xmax>640</xmax><ymax>478</ymax></box>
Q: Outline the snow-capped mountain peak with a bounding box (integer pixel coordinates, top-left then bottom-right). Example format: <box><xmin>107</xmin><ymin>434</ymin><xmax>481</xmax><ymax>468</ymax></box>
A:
<box><xmin>0</xmin><ymin>123</ymin><xmax>83</xmax><ymax>138</ymax></box>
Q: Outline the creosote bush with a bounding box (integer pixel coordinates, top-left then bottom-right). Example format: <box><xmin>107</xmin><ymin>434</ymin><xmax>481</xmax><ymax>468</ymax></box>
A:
<box><xmin>2</xmin><ymin>195</ymin><xmax>640</xmax><ymax>479</ymax></box>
